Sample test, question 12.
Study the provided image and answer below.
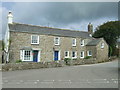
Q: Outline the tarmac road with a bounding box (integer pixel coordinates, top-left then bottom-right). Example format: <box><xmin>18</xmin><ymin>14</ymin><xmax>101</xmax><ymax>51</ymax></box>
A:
<box><xmin>2</xmin><ymin>60</ymin><xmax>119</xmax><ymax>88</ymax></box>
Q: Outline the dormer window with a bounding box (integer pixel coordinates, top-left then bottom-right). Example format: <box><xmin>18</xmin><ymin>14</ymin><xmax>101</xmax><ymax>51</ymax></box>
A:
<box><xmin>101</xmin><ymin>43</ymin><xmax>104</xmax><ymax>49</ymax></box>
<box><xmin>72</xmin><ymin>38</ymin><xmax>76</xmax><ymax>46</ymax></box>
<box><xmin>54</xmin><ymin>37</ymin><xmax>60</xmax><ymax>45</ymax></box>
<box><xmin>81</xmin><ymin>40</ymin><xmax>85</xmax><ymax>46</ymax></box>
<box><xmin>31</xmin><ymin>35</ymin><xmax>39</xmax><ymax>44</ymax></box>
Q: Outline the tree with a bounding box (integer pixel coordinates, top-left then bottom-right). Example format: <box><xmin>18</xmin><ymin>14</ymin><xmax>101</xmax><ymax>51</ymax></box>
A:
<box><xmin>93</xmin><ymin>21</ymin><xmax>120</xmax><ymax>56</ymax></box>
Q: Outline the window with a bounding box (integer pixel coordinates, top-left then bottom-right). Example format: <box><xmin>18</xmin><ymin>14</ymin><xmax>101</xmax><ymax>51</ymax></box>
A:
<box><xmin>54</xmin><ymin>37</ymin><xmax>60</xmax><ymax>45</ymax></box>
<box><xmin>81</xmin><ymin>40</ymin><xmax>84</xmax><ymax>46</ymax></box>
<box><xmin>72</xmin><ymin>51</ymin><xmax>77</xmax><ymax>58</ymax></box>
<box><xmin>64</xmin><ymin>51</ymin><xmax>69</xmax><ymax>58</ymax></box>
<box><xmin>20</xmin><ymin>50</ymin><xmax>32</xmax><ymax>61</ymax></box>
<box><xmin>24</xmin><ymin>50</ymin><xmax>31</xmax><ymax>60</ymax></box>
<box><xmin>101</xmin><ymin>43</ymin><xmax>104</xmax><ymax>48</ymax></box>
<box><xmin>80</xmin><ymin>51</ymin><xmax>84</xmax><ymax>58</ymax></box>
<box><xmin>72</xmin><ymin>38</ymin><xmax>76</xmax><ymax>46</ymax></box>
<box><xmin>87</xmin><ymin>51</ymin><xmax>92</xmax><ymax>56</ymax></box>
<box><xmin>31</xmin><ymin>35</ymin><xmax>39</xmax><ymax>44</ymax></box>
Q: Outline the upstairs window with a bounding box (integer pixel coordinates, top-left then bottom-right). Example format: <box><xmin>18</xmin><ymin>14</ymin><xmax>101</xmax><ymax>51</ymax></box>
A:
<box><xmin>31</xmin><ymin>35</ymin><xmax>39</xmax><ymax>44</ymax></box>
<box><xmin>54</xmin><ymin>37</ymin><xmax>60</xmax><ymax>45</ymax></box>
<box><xmin>87</xmin><ymin>50</ymin><xmax>92</xmax><ymax>56</ymax></box>
<box><xmin>64</xmin><ymin>51</ymin><xmax>69</xmax><ymax>58</ymax></box>
<box><xmin>101</xmin><ymin>43</ymin><xmax>104</xmax><ymax>49</ymax></box>
<box><xmin>72</xmin><ymin>38</ymin><xmax>76</xmax><ymax>46</ymax></box>
<box><xmin>81</xmin><ymin>40</ymin><xmax>85</xmax><ymax>46</ymax></box>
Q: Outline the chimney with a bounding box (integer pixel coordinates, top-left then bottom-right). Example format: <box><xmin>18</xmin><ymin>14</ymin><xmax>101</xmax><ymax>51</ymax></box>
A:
<box><xmin>88</xmin><ymin>22</ymin><xmax>93</xmax><ymax>36</ymax></box>
<box><xmin>7</xmin><ymin>11</ymin><xmax>13</xmax><ymax>24</ymax></box>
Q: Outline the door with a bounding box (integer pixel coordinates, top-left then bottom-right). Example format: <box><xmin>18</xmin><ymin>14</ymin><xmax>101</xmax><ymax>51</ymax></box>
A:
<box><xmin>33</xmin><ymin>50</ymin><xmax>38</xmax><ymax>62</ymax></box>
<box><xmin>54</xmin><ymin>51</ymin><xmax>59</xmax><ymax>61</ymax></box>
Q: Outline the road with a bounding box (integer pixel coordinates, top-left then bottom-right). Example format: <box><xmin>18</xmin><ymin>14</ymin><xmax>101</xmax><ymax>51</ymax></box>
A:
<box><xmin>2</xmin><ymin>60</ymin><xmax>118</xmax><ymax>88</ymax></box>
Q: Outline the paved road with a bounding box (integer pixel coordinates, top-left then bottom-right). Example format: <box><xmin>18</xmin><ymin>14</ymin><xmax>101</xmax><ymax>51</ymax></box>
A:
<box><xmin>2</xmin><ymin>60</ymin><xmax>118</xmax><ymax>88</ymax></box>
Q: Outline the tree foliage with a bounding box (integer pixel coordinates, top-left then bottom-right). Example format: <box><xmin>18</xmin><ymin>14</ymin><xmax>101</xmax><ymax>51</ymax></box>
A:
<box><xmin>93</xmin><ymin>21</ymin><xmax>120</xmax><ymax>56</ymax></box>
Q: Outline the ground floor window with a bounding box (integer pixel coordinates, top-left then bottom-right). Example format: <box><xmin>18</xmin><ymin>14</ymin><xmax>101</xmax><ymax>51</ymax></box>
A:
<box><xmin>72</xmin><ymin>51</ymin><xmax>77</xmax><ymax>58</ymax></box>
<box><xmin>80</xmin><ymin>51</ymin><xmax>84</xmax><ymax>58</ymax></box>
<box><xmin>65</xmin><ymin>51</ymin><xmax>69</xmax><ymax>58</ymax></box>
<box><xmin>20</xmin><ymin>50</ymin><xmax>32</xmax><ymax>61</ymax></box>
<box><xmin>24</xmin><ymin>50</ymin><xmax>31</xmax><ymax>60</ymax></box>
<box><xmin>87</xmin><ymin>50</ymin><xmax>92</xmax><ymax>56</ymax></box>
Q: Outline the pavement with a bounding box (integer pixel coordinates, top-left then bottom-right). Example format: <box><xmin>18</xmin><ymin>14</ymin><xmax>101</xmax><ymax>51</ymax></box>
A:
<box><xmin>2</xmin><ymin>60</ymin><xmax>119</xmax><ymax>88</ymax></box>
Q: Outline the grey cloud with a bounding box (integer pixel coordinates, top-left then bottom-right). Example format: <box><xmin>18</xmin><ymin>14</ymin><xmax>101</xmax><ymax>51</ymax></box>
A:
<box><xmin>2</xmin><ymin>2</ymin><xmax>118</xmax><ymax>39</ymax></box>
<box><xmin>11</xmin><ymin>2</ymin><xmax>118</xmax><ymax>25</ymax></box>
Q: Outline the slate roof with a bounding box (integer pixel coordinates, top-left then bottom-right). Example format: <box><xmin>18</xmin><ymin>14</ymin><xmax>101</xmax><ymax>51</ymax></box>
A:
<box><xmin>86</xmin><ymin>38</ymin><xmax>102</xmax><ymax>46</ymax></box>
<box><xmin>8</xmin><ymin>22</ymin><xmax>91</xmax><ymax>38</ymax></box>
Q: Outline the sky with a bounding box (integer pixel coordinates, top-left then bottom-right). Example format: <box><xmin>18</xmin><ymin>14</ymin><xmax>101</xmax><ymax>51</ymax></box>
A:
<box><xmin>1</xmin><ymin>2</ymin><xmax>118</xmax><ymax>40</ymax></box>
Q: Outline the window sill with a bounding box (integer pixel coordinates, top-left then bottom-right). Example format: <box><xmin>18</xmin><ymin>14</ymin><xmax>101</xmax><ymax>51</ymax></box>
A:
<box><xmin>22</xmin><ymin>60</ymin><xmax>33</xmax><ymax>62</ymax></box>
<box><xmin>81</xmin><ymin>45</ymin><xmax>84</xmax><ymax>47</ymax></box>
<box><xmin>55</xmin><ymin>44</ymin><xmax>60</xmax><ymax>46</ymax></box>
<box><xmin>88</xmin><ymin>55</ymin><xmax>92</xmax><ymax>56</ymax></box>
<box><xmin>31</xmin><ymin>43</ymin><xmax>39</xmax><ymax>45</ymax></box>
<box><xmin>65</xmin><ymin>57</ymin><xmax>70</xmax><ymax>58</ymax></box>
<box><xmin>80</xmin><ymin>57</ymin><xmax>84</xmax><ymax>59</ymax></box>
<box><xmin>72</xmin><ymin>57</ymin><xmax>77</xmax><ymax>59</ymax></box>
<box><xmin>72</xmin><ymin>45</ymin><xmax>76</xmax><ymax>47</ymax></box>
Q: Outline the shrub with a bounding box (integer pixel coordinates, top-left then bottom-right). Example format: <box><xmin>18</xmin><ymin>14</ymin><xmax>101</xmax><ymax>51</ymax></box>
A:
<box><xmin>84</xmin><ymin>56</ymin><xmax>92</xmax><ymax>59</ymax></box>
<box><xmin>64</xmin><ymin>58</ymin><xmax>71</xmax><ymax>62</ymax></box>
<box><xmin>15</xmin><ymin>60</ymin><xmax>22</xmax><ymax>63</ymax></box>
<box><xmin>72</xmin><ymin>58</ymin><xmax>77</xmax><ymax>60</ymax></box>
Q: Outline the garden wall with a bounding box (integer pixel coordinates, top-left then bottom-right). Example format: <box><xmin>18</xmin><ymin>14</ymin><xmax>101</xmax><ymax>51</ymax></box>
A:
<box><xmin>2</xmin><ymin>58</ymin><xmax>114</xmax><ymax>71</ymax></box>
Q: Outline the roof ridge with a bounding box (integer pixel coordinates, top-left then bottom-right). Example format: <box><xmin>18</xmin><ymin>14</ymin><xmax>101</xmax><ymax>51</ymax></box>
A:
<box><xmin>12</xmin><ymin>22</ymin><xmax>88</xmax><ymax>33</ymax></box>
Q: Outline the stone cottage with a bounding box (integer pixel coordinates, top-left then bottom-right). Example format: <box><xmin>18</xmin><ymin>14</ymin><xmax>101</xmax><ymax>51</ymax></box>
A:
<box><xmin>4</xmin><ymin>11</ymin><xmax>108</xmax><ymax>63</ymax></box>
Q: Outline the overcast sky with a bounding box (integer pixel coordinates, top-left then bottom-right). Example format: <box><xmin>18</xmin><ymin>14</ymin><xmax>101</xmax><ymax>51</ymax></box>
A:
<box><xmin>1</xmin><ymin>2</ymin><xmax>118</xmax><ymax>40</ymax></box>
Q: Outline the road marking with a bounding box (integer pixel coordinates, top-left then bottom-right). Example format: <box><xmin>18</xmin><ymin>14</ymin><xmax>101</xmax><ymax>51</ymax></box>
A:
<box><xmin>2</xmin><ymin>78</ymin><xmax>118</xmax><ymax>85</ymax></box>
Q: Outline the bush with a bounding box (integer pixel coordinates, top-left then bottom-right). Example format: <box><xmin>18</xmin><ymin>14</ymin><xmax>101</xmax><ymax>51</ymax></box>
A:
<box><xmin>64</xmin><ymin>58</ymin><xmax>71</xmax><ymax>62</ymax></box>
<box><xmin>84</xmin><ymin>56</ymin><xmax>92</xmax><ymax>59</ymax></box>
<box><xmin>15</xmin><ymin>60</ymin><xmax>22</xmax><ymax>63</ymax></box>
<box><xmin>72</xmin><ymin>58</ymin><xmax>77</xmax><ymax>60</ymax></box>
<box><xmin>64</xmin><ymin>58</ymin><xmax>71</xmax><ymax>64</ymax></box>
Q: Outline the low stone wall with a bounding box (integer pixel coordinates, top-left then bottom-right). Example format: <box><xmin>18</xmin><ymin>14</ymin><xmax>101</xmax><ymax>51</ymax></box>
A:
<box><xmin>2</xmin><ymin>60</ymin><xmax>66</xmax><ymax>71</ymax></box>
<box><xmin>2</xmin><ymin>58</ymin><xmax>113</xmax><ymax>71</ymax></box>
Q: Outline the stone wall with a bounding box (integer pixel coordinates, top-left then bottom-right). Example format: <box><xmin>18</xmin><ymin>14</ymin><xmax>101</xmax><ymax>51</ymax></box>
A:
<box><xmin>86</xmin><ymin>46</ymin><xmax>97</xmax><ymax>58</ymax></box>
<box><xmin>2</xmin><ymin>58</ymin><xmax>113</xmax><ymax>72</ymax></box>
<box><xmin>96</xmin><ymin>39</ymin><xmax>108</xmax><ymax>61</ymax></box>
<box><xmin>9</xmin><ymin>31</ymin><xmax>93</xmax><ymax>62</ymax></box>
<box><xmin>118</xmin><ymin>42</ymin><xmax>120</xmax><ymax>57</ymax></box>
<box><xmin>0</xmin><ymin>40</ymin><xmax>2</xmax><ymax>64</ymax></box>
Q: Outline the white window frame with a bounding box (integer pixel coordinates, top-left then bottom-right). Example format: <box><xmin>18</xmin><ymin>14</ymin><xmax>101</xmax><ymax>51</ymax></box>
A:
<box><xmin>101</xmin><ymin>43</ymin><xmax>104</xmax><ymax>49</ymax></box>
<box><xmin>64</xmin><ymin>51</ymin><xmax>69</xmax><ymax>58</ymax></box>
<box><xmin>31</xmin><ymin>35</ymin><xmax>39</xmax><ymax>44</ymax></box>
<box><xmin>81</xmin><ymin>40</ymin><xmax>85</xmax><ymax>46</ymax></box>
<box><xmin>87</xmin><ymin>50</ymin><xmax>92</xmax><ymax>56</ymax></box>
<box><xmin>80</xmin><ymin>51</ymin><xmax>84</xmax><ymax>58</ymax></box>
<box><xmin>72</xmin><ymin>51</ymin><xmax>77</xmax><ymax>59</ymax></box>
<box><xmin>54</xmin><ymin>37</ymin><xmax>60</xmax><ymax>45</ymax></box>
<box><xmin>20</xmin><ymin>50</ymin><xmax>32</xmax><ymax>61</ymax></box>
<box><xmin>72</xmin><ymin>38</ymin><xmax>76</xmax><ymax>46</ymax></box>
